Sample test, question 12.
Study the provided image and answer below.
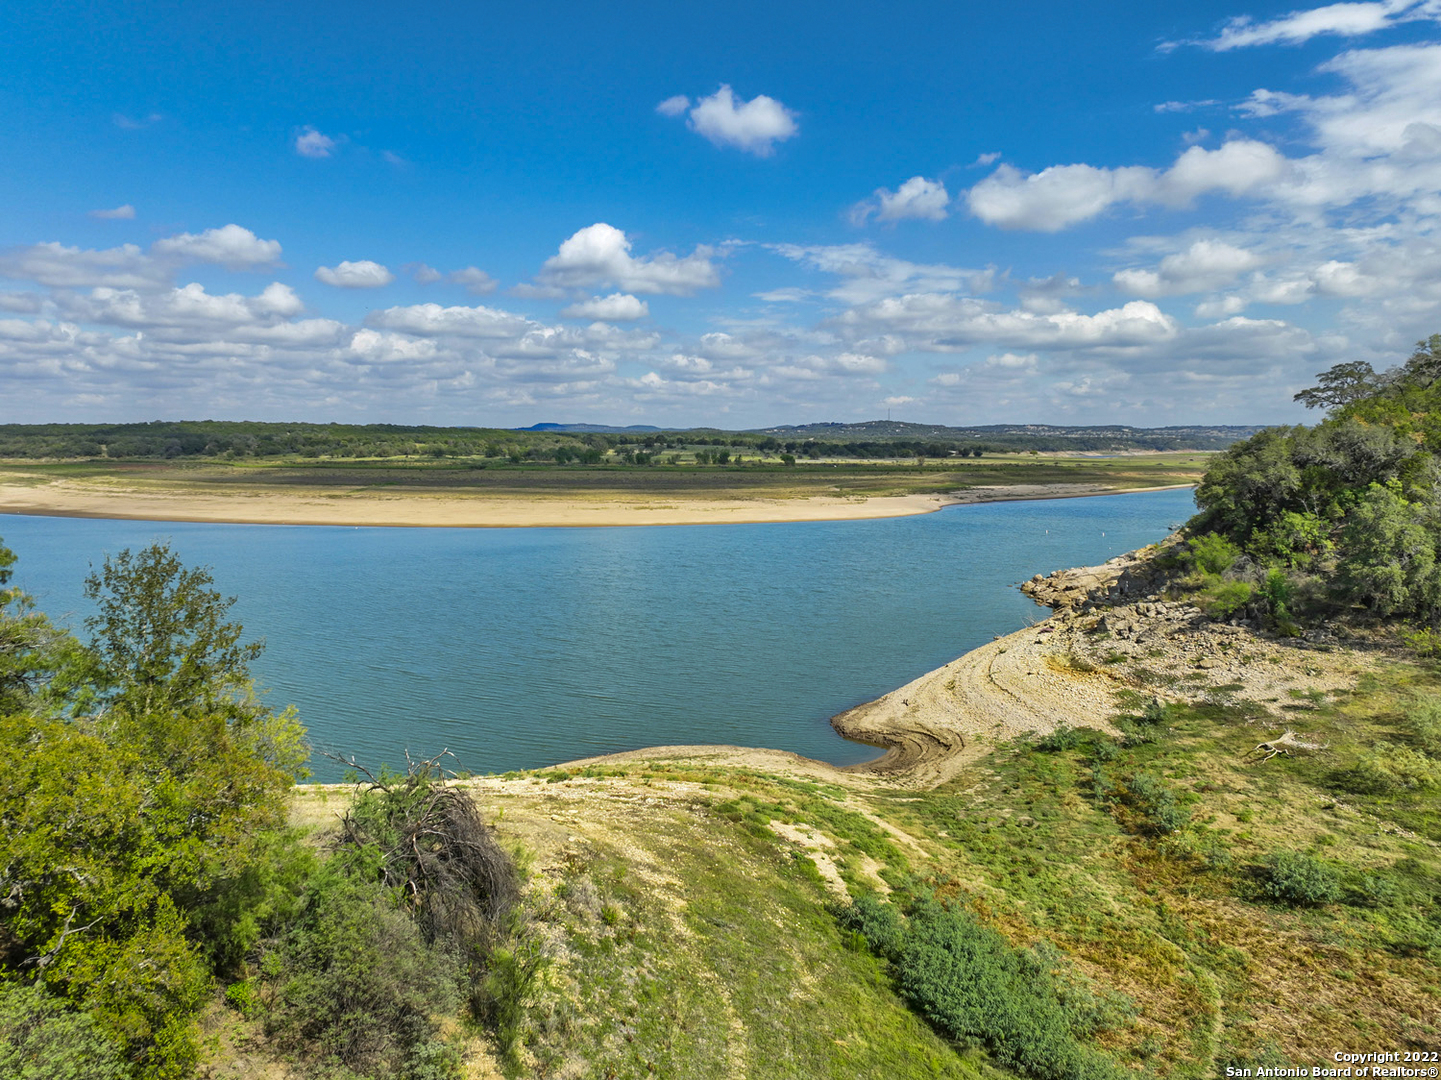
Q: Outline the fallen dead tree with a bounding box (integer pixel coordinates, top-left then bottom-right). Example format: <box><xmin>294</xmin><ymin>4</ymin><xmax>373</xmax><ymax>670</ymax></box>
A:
<box><xmin>331</xmin><ymin>750</ymin><xmax>519</xmax><ymax>947</ymax></box>
<box><xmin>1246</xmin><ymin>731</ymin><xmax>1329</xmax><ymax>764</ymax></box>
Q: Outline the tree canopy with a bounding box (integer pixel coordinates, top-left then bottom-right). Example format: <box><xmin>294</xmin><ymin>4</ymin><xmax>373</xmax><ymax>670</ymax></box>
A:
<box><xmin>1191</xmin><ymin>334</ymin><xmax>1441</xmax><ymax>624</ymax></box>
<box><xmin>0</xmin><ymin>538</ymin><xmax>309</xmax><ymax>1078</ymax></box>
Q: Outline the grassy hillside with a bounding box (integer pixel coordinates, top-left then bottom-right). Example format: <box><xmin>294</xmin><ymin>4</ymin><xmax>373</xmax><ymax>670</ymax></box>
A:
<box><xmin>239</xmin><ymin>645</ymin><xmax>1440</xmax><ymax>1079</ymax></box>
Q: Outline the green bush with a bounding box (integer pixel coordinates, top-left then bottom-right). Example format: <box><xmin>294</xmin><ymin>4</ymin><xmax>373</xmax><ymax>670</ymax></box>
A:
<box><xmin>1336</xmin><ymin>483</ymin><xmax>1440</xmax><ymax>617</ymax></box>
<box><xmin>1187</xmin><ymin>533</ymin><xmax>1240</xmax><ymax>576</ymax></box>
<box><xmin>1259</xmin><ymin>568</ymin><xmax>1299</xmax><ymax>631</ymax></box>
<box><xmin>1117</xmin><ymin>772</ymin><xmax>1190</xmax><ymax>836</ymax></box>
<box><xmin>1259</xmin><ymin>852</ymin><xmax>1341</xmax><ymax>906</ymax></box>
<box><xmin>1136</xmin><ymin>698</ymin><xmax>1172</xmax><ymax>726</ymax></box>
<box><xmin>1402</xmin><ymin>628</ymin><xmax>1441</xmax><ymax>660</ymax></box>
<box><xmin>837</xmin><ymin>895</ymin><xmax>1124</xmax><ymax>1080</ymax></box>
<box><xmin>402</xmin><ymin>1040</ymin><xmax>465</xmax><ymax>1080</ymax></box>
<box><xmin>1406</xmin><ymin>694</ymin><xmax>1441</xmax><ymax>755</ymax></box>
<box><xmin>474</xmin><ymin>939</ymin><xmax>548</xmax><ymax>1065</ymax></box>
<box><xmin>0</xmin><ymin>981</ymin><xmax>128</xmax><ymax>1080</ymax></box>
<box><xmin>1203</xmin><ymin>580</ymin><xmax>1254</xmax><ymax>618</ymax></box>
<box><xmin>1349</xmin><ymin>873</ymin><xmax>1399</xmax><ymax>908</ymax></box>
<box><xmin>264</xmin><ymin>874</ymin><xmax>459</xmax><ymax>1079</ymax></box>
<box><xmin>1331</xmin><ymin>743</ymin><xmax>1441</xmax><ymax>794</ymax></box>
<box><xmin>1034</xmin><ymin>724</ymin><xmax>1085</xmax><ymax>752</ymax></box>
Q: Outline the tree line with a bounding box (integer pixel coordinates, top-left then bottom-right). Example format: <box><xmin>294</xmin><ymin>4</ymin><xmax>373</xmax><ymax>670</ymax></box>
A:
<box><xmin>0</xmin><ymin>419</ymin><xmax>1251</xmax><ymax>463</ymax></box>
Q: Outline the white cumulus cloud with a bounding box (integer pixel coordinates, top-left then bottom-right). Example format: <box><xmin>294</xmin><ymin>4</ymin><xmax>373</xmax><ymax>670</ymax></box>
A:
<box><xmin>449</xmin><ymin>267</ymin><xmax>498</xmax><ymax>295</ymax></box>
<box><xmin>771</xmin><ymin>242</ymin><xmax>994</xmax><ymax>304</ymax></box>
<box><xmin>1114</xmin><ymin>240</ymin><xmax>1263</xmax><ymax>296</ymax></box>
<box><xmin>538</xmin><ymin>223</ymin><xmax>720</xmax><ymax>295</ymax></box>
<box><xmin>315</xmin><ymin>260</ymin><xmax>396</xmax><ymax>288</ymax></box>
<box><xmin>1189</xmin><ymin>0</ymin><xmax>1439</xmax><ymax>51</ymax></box>
<box><xmin>559</xmin><ymin>293</ymin><xmax>650</xmax><ymax>321</ymax></box>
<box><xmin>670</xmin><ymin>85</ymin><xmax>799</xmax><ymax>156</ymax></box>
<box><xmin>58</xmin><ymin>281</ymin><xmax>310</xmax><ymax>333</ymax></box>
<box><xmin>838</xmin><ymin>295</ymin><xmax>1180</xmax><ymax>351</ymax></box>
<box><xmin>966</xmin><ymin>140</ymin><xmax>1289</xmax><ymax>230</ymax></box>
<box><xmin>366</xmin><ymin>302</ymin><xmax>534</xmax><ymax>339</ymax></box>
<box><xmin>851</xmin><ymin>176</ymin><xmax>951</xmax><ymax>225</ymax></box>
<box><xmin>0</xmin><ymin>242</ymin><xmax>164</xmax><ymax>289</ymax></box>
<box><xmin>153</xmin><ymin>224</ymin><xmax>283</xmax><ymax>268</ymax></box>
<box><xmin>295</xmin><ymin>126</ymin><xmax>337</xmax><ymax>158</ymax></box>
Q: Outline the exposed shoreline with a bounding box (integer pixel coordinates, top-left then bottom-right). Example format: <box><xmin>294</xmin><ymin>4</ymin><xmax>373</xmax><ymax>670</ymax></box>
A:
<box><xmin>0</xmin><ymin>478</ymin><xmax>1194</xmax><ymax>529</ymax></box>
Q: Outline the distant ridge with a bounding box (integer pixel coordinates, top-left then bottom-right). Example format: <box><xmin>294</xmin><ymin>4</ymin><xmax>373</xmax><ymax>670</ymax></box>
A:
<box><xmin>750</xmin><ymin>420</ymin><xmax>1266</xmax><ymax>442</ymax></box>
<box><xmin>519</xmin><ymin>423</ymin><xmax>663</xmax><ymax>433</ymax></box>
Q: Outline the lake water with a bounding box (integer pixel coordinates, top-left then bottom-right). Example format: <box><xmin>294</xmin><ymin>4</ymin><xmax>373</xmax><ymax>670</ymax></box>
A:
<box><xmin>2</xmin><ymin>488</ymin><xmax>1194</xmax><ymax>780</ymax></box>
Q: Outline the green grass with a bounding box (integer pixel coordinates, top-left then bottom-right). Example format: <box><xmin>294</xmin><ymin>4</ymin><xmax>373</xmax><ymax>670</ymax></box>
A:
<box><xmin>518</xmin><ymin>803</ymin><xmax>999</xmax><ymax>1079</ymax></box>
<box><xmin>858</xmin><ymin>667</ymin><xmax>1441</xmax><ymax>1074</ymax></box>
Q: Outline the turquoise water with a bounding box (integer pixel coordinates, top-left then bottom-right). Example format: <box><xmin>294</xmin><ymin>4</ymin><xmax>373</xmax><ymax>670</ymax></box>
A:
<box><xmin>2</xmin><ymin>488</ymin><xmax>1194</xmax><ymax>780</ymax></box>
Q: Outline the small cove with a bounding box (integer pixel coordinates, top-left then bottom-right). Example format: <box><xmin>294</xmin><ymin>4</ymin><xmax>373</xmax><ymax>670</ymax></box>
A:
<box><xmin>3</xmin><ymin>488</ymin><xmax>1194</xmax><ymax>780</ymax></box>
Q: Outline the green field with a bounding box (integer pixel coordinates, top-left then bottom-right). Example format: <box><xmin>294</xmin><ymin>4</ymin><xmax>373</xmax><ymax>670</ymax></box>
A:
<box><xmin>0</xmin><ymin>452</ymin><xmax>1209</xmax><ymax>502</ymax></box>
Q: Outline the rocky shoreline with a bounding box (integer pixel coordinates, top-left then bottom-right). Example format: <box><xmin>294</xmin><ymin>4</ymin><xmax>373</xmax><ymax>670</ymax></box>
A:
<box><xmin>828</xmin><ymin>541</ymin><xmax>1364</xmax><ymax>788</ymax></box>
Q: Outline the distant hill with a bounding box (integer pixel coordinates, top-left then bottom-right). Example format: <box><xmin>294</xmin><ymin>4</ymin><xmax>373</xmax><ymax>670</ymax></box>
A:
<box><xmin>518</xmin><ymin>423</ymin><xmax>663</xmax><ymax>433</ymax></box>
<box><xmin>747</xmin><ymin>420</ymin><xmax>1267</xmax><ymax>451</ymax></box>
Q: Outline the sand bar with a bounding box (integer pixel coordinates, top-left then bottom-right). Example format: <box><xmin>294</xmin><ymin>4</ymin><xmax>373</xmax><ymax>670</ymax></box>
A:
<box><xmin>0</xmin><ymin>479</ymin><xmax>956</xmax><ymax>528</ymax></box>
<box><xmin>0</xmin><ymin>475</ymin><xmax>1193</xmax><ymax>529</ymax></box>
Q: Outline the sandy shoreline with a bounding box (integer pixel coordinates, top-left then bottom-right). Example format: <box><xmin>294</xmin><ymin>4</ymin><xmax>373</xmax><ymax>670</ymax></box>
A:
<box><xmin>0</xmin><ymin>478</ymin><xmax>1193</xmax><ymax>529</ymax></box>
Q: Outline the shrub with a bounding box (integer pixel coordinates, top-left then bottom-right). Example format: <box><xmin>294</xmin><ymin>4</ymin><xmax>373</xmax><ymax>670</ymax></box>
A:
<box><xmin>0</xmin><ymin>981</ymin><xmax>128</xmax><ymax>1080</ymax></box>
<box><xmin>1406</xmin><ymin>694</ymin><xmax>1441</xmax><ymax>755</ymax></box>
<box><xmin>1117</xmin><ymin>772</ymin><xmax>1190</xmax><ymax>836</ymax></box>
<box><xmin>1259</xmin><ymin>568</ymin><xmax>1299</xmax><ymax>631</ymax></box>
<box><xmin>1349</xmin><ymin>873</ymin><xmax>1399</xmax><ymax>908</ymax></box>
<box><xmin>1203</xmin><ymin>580</ymin><xmax>1254</xmax><ymax>618</ymax></box>
<box><xmin>1402</xmin><ymin>628</ymin><xmax>1441</xmax><ymax>661</ymax></box>
<box><xmin>1335</xmin><ymin>483</ymin><xmax>1440</xmax><ymax>617</ymax></box>
<box><xmin>1251</xmin><ymin>510</ymin><xmax>1334</xmax><ymax>570</ymax></box>
<box><xmin>264</xmin><ymin>874</ymin><xmax>459</xmax><ymax>1079</ymax></box>
<box><xmin>403</xmin><ymin>1040</ymin><xmax>465</xmax><ymax>1080</ymax></box>
<box><xmin>1136</xmin><ymin>698</ymin><xmax>1172</xmax><ymax>726</ymax></box>
<box><xmin>337</xmin><ymin>754</ymin><xmax>519</xmax><ymax>952</ymax></box>
<box><xmin>1259</xmin><ymin>851</ymin><xmax>1341</xmax><ymax>906</ymax></box>
<box><xmin>837</xmin><ymin>895</ymin><xmax>1125</xmax><ymax>1080</ymax></box>
<box><xmin>1034</xmin><ymin>724</ymin><xmax>1085</xmax><ymax>752</ymax></box>
<box><xmin>1330</xmin><ymin>743</ymin><xmax>1441</xmax><ymax>794</ymax></box>
<box><xmin>473</xmin><ymin>939</ymin><xmax>548</xmax><ymax>1066</ymax></box>
<box><xmin>1188</xmin><ymin>533</ymin><xmax>1240</xmax><ymax>576</ymax></box>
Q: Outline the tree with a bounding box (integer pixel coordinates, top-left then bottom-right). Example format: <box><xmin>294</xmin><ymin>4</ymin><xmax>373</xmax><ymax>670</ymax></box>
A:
<box><xmin>1293</xmin><ymin>361</ymin><xmax>1381</xmax><ymax>411</ymax></box>
<box><xmin>1336</xmin><ymin>483</ymin><xmax>1441</xmax><ymax>618</ymax></box>
<box><xmin>1399</xmin><ymin>333</ymin><xmax>1441</xmax><ymax>389</ymax></box>
<box><xmin>84</xmin><ymin>544</ymin><xmax>262</xmax><ymax>717</ymax></box>
<box><xmin>0</xmin><ymin>540</ymin><xmax>86</xmax><ymax>718</ymax></box>
<box><xmin>0</xmin><ymin>982</ymin><xmax>129</xmax><ymax>1080</ymax></box>
<box><xmin>1191</xmin><ymin>427</ymin><xmax>1303</xmax><ymax>542</ymax></box>
<box><xmin>0</xmin><ymin>540</ymin><xmax>311</xmax><ymax>1077</ymax></box>
<box><xmin>83</xmin><ymin>543</ymin><xmax>307</xmax><ymax>778</ymax></box>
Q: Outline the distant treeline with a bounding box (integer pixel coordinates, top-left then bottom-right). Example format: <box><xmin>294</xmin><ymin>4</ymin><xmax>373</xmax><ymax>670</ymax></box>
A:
<box><xmin>0</xmin><ymin>419</ymin><xmax>1232</xmax><ymax>463</ymax></box>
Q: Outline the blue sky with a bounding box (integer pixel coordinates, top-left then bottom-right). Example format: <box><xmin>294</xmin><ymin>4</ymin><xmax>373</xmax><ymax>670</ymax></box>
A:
<box><xmin>5</xmin><ymin>0</ymin><xmax>1441</xmax><ymax>428</ymax></box>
